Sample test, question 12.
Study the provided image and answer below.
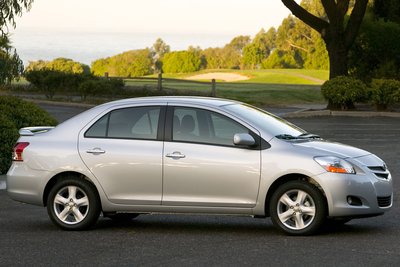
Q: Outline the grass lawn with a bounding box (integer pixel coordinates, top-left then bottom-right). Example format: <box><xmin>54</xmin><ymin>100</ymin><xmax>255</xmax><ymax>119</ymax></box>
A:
<box><xmin>126</xmin><ymin>69</ymin><xmax>327</xmax><ymax>106</ymax></box>
<box><xmin>11</xmin><ymin>69</ymin><xmax>327</xmax><ymax>107</ymax></box>
<box><xmin>148</xmin><ymin>69</ymin><xmax>329</xmax><ymax>85</ymax></box>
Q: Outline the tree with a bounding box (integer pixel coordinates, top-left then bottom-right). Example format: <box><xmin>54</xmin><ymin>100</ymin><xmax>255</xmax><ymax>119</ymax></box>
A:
<box><xmin>242</xmin><ymin>28</ymin><xmax>276</xmax><ymax>69</ymax></box>
<box><xmin>0</xmin><ymin>0</ymin><xmax>33</xmax><ymax>85</ymax></box>
<box><xmin>0</xmin><ymin>0</ymin><xmax>33</xmax><ymax>37</ymax></box>
<box><xmin>0</xmin><ymin>35</ymin><xmax>23</xmax><ymax>84</ymax></box>
<box><xmin>349</xmin><ymin>18</ymin><xmax>400</xmax><ymax>81</ymax></box>
<box><xmin>162</xmin><ymin>50</ymin><xmax>202</xmax><ymax>73</ymax></box>
<box><xmin>281</xmin><ymin>0</ymin><xmax>369</xmax><ymax>79</ymax></box>
<box><xmin>91</xmin><ymin>49</ymin><xmax>153</xmax><ymax>77</ymax></box>
<box><xmin>151</xmin><ymin>38</ymin><xmax>170</xmax><ymax>73</ymax></box>
<box><xmin>226</xmin><ymin>35</ymin><xmax>251</xmax><ymax>55</ymax></box>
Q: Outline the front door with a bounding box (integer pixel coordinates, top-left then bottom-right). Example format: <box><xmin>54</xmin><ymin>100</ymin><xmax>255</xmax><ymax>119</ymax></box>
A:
<box><xmin>162</xmin><ymin>106</ymin><xmax>261</xmax><ymax>208</ymax></box>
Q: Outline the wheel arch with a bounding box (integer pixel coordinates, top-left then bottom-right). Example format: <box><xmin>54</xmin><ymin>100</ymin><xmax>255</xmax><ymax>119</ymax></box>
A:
<box><xmin>42</xmin><ymin>171</ymin><xmax>100</xmax><ymax>207</ymax></box>
<box><xmin>264</xmin><ymin>173</ymin><xmax>328</xmax><ymax>217</ymax></box>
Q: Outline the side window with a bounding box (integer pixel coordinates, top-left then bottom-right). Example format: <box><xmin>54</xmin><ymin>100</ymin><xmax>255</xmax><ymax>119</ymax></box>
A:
<box><xmin>172</xmin><ymin>107</ymin><xmax>249</xmax><ymax>146</ymax></box>
<box><xmin>173</xmin><ymin>108</ymin><xmax>200</xmax><ymax>142</ymax></box>
<box><xmin>85</xmin><ymin>106</ymin><xmax>161</xmax><ymax>140</ymax></box>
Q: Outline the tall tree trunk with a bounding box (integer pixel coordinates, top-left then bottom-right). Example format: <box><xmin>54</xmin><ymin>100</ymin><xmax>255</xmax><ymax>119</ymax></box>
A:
<box><xmin>281</xmin><ymin>0</ymin><xmax>368</xmax><ymax>109</ymax></box>
<box><xmin>324</xmin><ymin>35</ymin><xmax>348</xmax><ymax>79</ymax></box>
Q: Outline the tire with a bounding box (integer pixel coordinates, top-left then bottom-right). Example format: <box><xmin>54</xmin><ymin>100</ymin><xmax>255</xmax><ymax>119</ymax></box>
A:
<box><xmin>47</xmin><ymin>177</ymin><xmax>101</xmax><ymax>230</ymax></box>
<box><xmin>270</xmin><ymin>180</ymin><xmax>327</xmax><ymax>236</ymax></box>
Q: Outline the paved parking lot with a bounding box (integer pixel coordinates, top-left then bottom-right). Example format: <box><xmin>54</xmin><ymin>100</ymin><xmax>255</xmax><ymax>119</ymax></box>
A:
<box><xmin>0</xmin><ymin>104</ymin><xmax>399</xmax><ymax>266</ymax></box>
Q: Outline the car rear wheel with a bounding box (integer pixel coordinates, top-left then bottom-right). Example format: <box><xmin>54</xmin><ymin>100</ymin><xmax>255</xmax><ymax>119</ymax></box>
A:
<box><xmin>47</xmin><ymin>177</ymin><xmax>100</xmax><ymax>230</ymax></box>
<box><xmin>270</xmin><ymin>180</ymin><xmax>326</xmax><ymax>235</ymax></box>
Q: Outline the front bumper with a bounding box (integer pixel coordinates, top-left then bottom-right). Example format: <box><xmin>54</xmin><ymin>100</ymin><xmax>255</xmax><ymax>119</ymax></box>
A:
<box><xmin>314</xmin><ymin>170</ymin><xmax>392</xmax><ymax>218</ymax></box>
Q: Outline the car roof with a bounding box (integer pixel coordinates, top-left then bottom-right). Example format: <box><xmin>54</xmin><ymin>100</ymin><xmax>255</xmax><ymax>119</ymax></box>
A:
<box><xmin>102</xmin><ymin>96</ymin><xmax>241</xmax><ymax>108</ymax></box>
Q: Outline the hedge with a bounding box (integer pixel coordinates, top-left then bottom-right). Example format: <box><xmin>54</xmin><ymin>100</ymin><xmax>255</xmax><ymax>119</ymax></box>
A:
<box><xmin>0</xmin><ymin>96</ymin><xmax>58</xmax><ymax>174</ymax></box>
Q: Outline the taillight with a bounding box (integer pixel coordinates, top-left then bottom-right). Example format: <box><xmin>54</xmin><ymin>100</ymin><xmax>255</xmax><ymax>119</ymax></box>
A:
<box><xmin>12</xmin><ymin>142</ymin><xmax>30</xmax><ymax>161</ymax></box>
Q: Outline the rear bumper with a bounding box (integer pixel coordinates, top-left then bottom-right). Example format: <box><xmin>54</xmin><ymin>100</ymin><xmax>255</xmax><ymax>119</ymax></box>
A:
<box><xmin>6</xmin><ymin>163</ymin><xmax>50</xmax><ymax>206</ymax></box>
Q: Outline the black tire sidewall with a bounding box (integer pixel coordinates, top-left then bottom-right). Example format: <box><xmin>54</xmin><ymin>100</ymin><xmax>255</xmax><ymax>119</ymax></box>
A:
<box><xmin>47</xmin><ymin>177</ymin><xmax>100</xmax><ymax>230</ymax></box>
<box><xmin>270</xmin><ymin>180</ymin><xmax>326</xmax><ymax>235</ymax></box>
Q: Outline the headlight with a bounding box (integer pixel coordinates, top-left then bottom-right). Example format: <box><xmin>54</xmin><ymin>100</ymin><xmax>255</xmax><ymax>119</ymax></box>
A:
<box><xmin>314</xmin><ymin>156</ymin><xmax>356</xmax><ymax>174</ymax></box>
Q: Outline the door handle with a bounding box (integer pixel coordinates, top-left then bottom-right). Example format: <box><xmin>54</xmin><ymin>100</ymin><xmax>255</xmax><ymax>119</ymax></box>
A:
<box><xmin>86</xmin><ymin>148</ymin><xmax>106</xmax><ymax>155</ymax></box>
<box><xmin>166</xmin><ymin>151</ymin><xmax>186</xmax><ymax>159</ymax></box>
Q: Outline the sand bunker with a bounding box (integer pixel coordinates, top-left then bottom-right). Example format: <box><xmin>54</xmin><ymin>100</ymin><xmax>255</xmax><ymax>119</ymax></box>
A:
<box><xmin>186</xmin><ymin>72</ymin><xmax>249</xmax><ymax>82</ymax></box>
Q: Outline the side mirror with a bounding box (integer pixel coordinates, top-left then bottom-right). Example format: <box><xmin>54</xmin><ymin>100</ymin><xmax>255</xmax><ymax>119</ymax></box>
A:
<box><xmin>234</xmin><ymin>133</ymin><xmax>256</xmax><ymax>147</ymax></box>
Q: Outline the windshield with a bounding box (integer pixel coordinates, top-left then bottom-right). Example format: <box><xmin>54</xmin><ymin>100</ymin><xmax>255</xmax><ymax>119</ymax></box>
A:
<box><xmin>223</xmin><ymin>103</ymin><xmax>306</xmax><ymax>137</ymax></box>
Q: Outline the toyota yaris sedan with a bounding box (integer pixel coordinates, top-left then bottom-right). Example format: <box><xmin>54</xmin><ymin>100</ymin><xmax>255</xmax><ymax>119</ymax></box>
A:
<box><xmin>7</xmin><ymin>97</ymin><xmax>393</xmax><ymax>235</ymax></box>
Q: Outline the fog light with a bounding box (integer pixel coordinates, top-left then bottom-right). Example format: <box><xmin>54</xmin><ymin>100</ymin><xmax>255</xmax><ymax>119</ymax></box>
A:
<box><xmin>347</xmin><ymin>196</ymin><xmax>362</xmax><ymax>206</ymax></box>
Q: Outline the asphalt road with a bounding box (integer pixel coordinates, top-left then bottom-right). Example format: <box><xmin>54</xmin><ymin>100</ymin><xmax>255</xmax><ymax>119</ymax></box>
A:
<box><xmin>1</xmin><ymin>104</ymin><xmax>399</xmax><ymax>266</ymax></box>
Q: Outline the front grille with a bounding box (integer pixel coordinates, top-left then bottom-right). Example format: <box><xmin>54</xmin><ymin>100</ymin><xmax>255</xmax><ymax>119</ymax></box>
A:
<box><xmin>377</xmin><ymin>196</ymin><xmax>392</xmax><ymax>207</ymax></box>
<box><xmin>368</xmin><ymin>166</ymin><xmax>390</xmax><ymax>180</ymax></box>
<box><xmin>368</xmin><ymin>166</ymin><xmax>386</xmax><ymax>172</ymax></box>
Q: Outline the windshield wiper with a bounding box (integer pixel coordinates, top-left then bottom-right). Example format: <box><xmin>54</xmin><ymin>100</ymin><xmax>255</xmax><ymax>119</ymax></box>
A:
<box><xmin>275</xmin><ymin>133</ymin><xmax>321</xmax><ymax>140</ymax></box>
<box><xmin>297</xmin><ymin>133</ymin><xmax>321</xmax><ymax>139</ymax></box>
<box><xmin>275</xmin><ymin>134</ymin><xmax>298</xmax><ymax>140</ymax></box>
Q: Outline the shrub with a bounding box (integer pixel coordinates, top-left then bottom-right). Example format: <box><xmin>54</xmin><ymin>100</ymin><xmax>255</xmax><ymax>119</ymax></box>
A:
<box><xmin>0</xmin><ymin>96</ymin><xmax>58</xmax><ymax>174</ymax></box>
<box><xmin>369</xmin><ymin>79</ymin><xmax>400</xmax><ymax>110</ymax></box>
<box><xmin>321</xmin><ymin>76</ymin><xmax>368</xmax><ymax>110</ymax></box>
<box><xmin>78</xmin><ymin>78</ymin><xmax>124</xmax><ymax>100</ymax></box>
<box><xmin>24</xmin><ymin>70</ymin><xmax>79</xmax><ymax>99</ymax></box>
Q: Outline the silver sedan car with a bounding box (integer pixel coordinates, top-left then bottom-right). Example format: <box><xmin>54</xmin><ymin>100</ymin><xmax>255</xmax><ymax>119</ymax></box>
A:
<box><xmin>7</xmin><ymin>97</ymin><xmax>393</xmax><ymax>235</ymax></box>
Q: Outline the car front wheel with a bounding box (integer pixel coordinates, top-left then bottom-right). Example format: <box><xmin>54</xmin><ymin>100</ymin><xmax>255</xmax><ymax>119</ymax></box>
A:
<box><xmin>47</xmin><ymin>177</ymin><xmax>101</xmax><ymax>230</ymax></box>
<box><xmin>270</xmin><ymin>180</ymin><xmax>326</xmax><ymax>235</ymax></box>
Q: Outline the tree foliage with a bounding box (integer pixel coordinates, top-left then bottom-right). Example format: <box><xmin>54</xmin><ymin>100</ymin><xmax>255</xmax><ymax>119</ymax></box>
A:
<box><xmin>242</xmin><ymin>28</ymin><xmax>276</xmax><ymax>69</ymax></box>
<box><xmin>0</xmin><ymin>0</ymin><xmax>32</xmax><ymax>85</ymax></box>
<box><xmin>373</xmin><ymin>0</ymin><xmax>400</xmax><ymax>23</ymax></box>
<box><xmin>0</xmin><ymin>0</ymin><xmax>33</xmax><ymax>37</ymax></box>
<box><xmin>0</xmin><ymin>35</ymin><xmax>23</xmax><ymax>85</ymax></box>
<box><xmin>26</xmin><ymin>58</ymin><xmax>90</xmax><ymax>74</ymax></box>
<box><xmin>349</xmin><ymin>18</ymin><xmax>400</xmax><ymax>81</ymax></box>
<box><xmin>162</xmin><ymin>50</ymin><xmax>202</xmax><ymax>73</ymax></box>
<box><xmin>91</xmin><ymin>49</ymin><xmax>152</xmax><ymax>77</ymax></box>
<box><xmin>151</xmin><ymin>38</ymin><xmax>170</xmax><ymax>73</ymax></box>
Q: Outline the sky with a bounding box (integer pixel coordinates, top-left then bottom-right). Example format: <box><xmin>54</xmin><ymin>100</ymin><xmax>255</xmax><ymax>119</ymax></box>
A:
<box><xmin>14</xmin><ymin>0</ymin><xmax>291</xmax><ymax>35</ymax></box>
<box><xmin>10</xmin><ymin>0</ymin><xmax>292</xmax><ymax>65</ymax></box>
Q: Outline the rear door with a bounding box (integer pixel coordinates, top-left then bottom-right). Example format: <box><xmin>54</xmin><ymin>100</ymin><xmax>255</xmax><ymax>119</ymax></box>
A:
<box><xmin>78</xmin><ymin>105</ymin><xmax>165</xmax><ymax>205</ymax></box>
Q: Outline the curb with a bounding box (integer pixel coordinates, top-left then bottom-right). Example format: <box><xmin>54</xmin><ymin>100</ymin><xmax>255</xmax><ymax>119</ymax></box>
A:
<box><xmin>25</xmin><ymin>98</ymin><xmax>95</xmax><ymax>109</ymax></box>
<box><xmin>0</xmin><ymin>175</ymin><xmax>6</xmax><ymax>190</ymax></box>
<box><xmin>283</xmin><ymin>109</ymin><xmax>400</xmax><ymax>118</ymax></box>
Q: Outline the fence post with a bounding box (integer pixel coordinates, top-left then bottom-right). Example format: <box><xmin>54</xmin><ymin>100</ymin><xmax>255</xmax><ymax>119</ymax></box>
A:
<box><xmin>157</xmin><ymin>73</ymin><xmax>162</xmax><ymax>91</ymax></box>
<box><xmin>104</xmin><ymin>72</ymin><xmax>109</xmax><ymax>79</ymax></box>
<box><xmin>211</xmin><ymin>79</ymin><xmax>216</xmax><ymax>97</ymax></box>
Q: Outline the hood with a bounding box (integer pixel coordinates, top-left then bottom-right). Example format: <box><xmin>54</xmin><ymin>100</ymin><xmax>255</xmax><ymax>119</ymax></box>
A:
<box><xmin>292</xmin><ymin>140</ymin><xmax>370</xmax><ymax>159</ymax></box>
